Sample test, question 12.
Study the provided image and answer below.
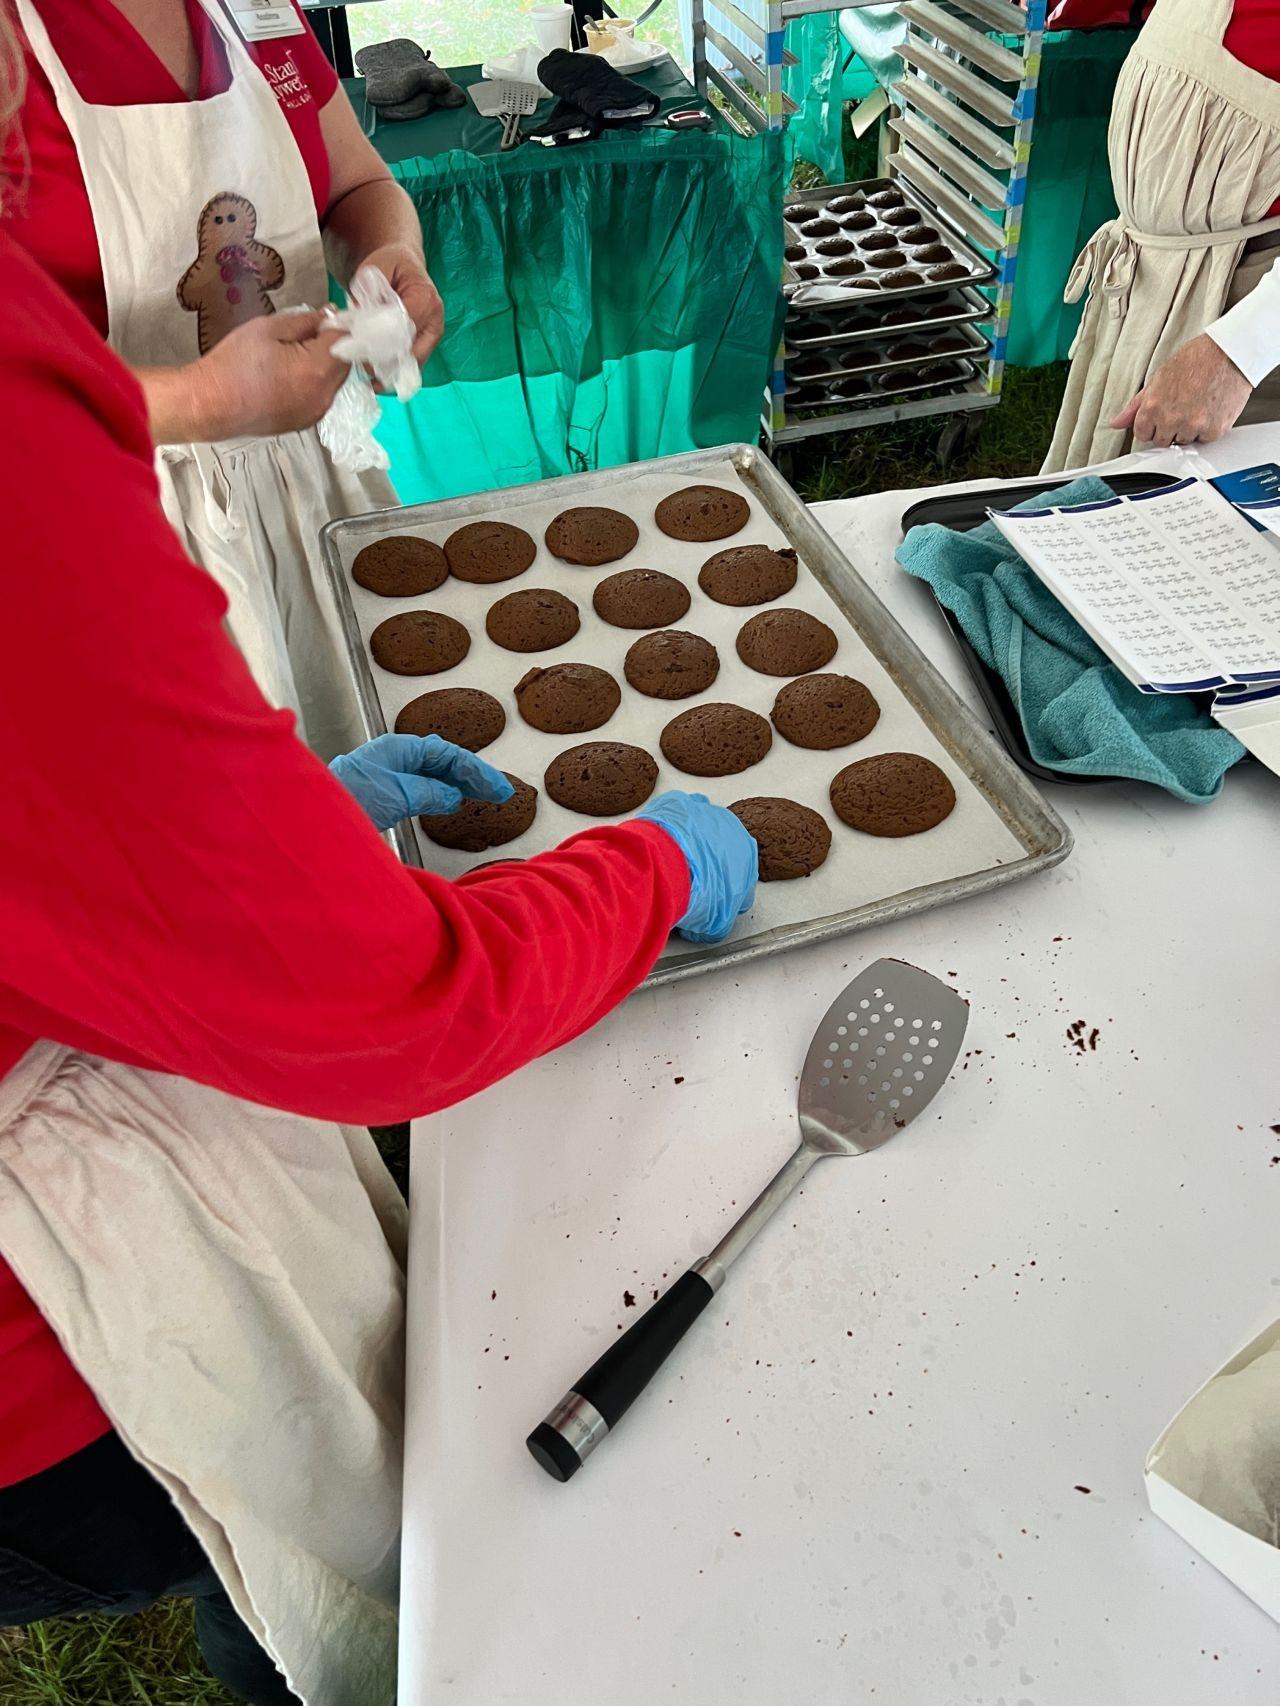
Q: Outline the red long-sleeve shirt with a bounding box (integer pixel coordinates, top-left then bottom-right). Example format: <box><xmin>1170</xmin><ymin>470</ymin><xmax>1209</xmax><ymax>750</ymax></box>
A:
<box><xmin>0</xmin><ymin>234</ymin><xmax>689</xmax><ymax>1488</ymax></box>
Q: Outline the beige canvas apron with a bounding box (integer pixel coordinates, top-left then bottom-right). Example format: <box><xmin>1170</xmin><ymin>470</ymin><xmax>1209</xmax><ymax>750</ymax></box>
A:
<box><xmin>19</xmin><ymin>0</ymin><xmax>391</xmax><ymax>759</ymax></box>
<box><xmin>1043</xmin><ymin>0</ymin><xmax>1280</xmax><ymax>474</ymax></box>
<box><xmin>0</xmin><ymin>1041</ymin><xmax>408</xmax><ymax>1705</ymax></box>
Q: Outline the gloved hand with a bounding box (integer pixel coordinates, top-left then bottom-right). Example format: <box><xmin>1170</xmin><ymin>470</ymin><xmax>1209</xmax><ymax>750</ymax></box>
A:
<box><xmin>330</xmin><ymin>733</ymin><xmax>513</xmax><ymax>831</ymax></box>
<box><xmin>636</xmin><ymin>791</ymin><xmax>758</xmax><ymax>944</ymax></box>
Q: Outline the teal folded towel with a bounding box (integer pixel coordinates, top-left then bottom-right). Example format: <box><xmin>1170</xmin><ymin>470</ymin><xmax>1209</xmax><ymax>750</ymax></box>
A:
<box><xmin>896</xmin><ymin>476</ymin><xmax>1246</xmax><ymax>804</ymax></box>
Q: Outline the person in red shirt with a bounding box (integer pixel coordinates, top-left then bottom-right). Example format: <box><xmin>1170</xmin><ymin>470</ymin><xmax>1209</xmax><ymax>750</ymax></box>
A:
<box><xmin>3</xmin><ymin>0</ymin><xmax>447</xmax><ymax>762</ymax></box>
<box><xmin>0</xmin><ymin>132</ymin><xmax>757</xmax><ymax>1706</ymax></box>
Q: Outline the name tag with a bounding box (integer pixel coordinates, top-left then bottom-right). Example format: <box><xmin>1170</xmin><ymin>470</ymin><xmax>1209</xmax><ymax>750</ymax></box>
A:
<box><xmin>227</xmin><ymin>0</ymin><xmax>305</xmax><ymax>42</ymax></box>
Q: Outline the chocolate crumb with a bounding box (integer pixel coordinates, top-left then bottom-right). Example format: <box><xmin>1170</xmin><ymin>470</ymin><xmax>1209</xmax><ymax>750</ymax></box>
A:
<box><xmin>1074</xmin><ymin>1485</ymin><xmax>1092</xmax><ymax>1495</ymax></box>
<box><xmin>490</xmin><ymin>1290</ymin><xmax>497</xmax><ymax>1300</ymax></box>
<box><xmin>623</xmin><ymin>1290</ymin><xmax>636</xmax><ymax>1307</ymax></box>
<box><xmin>674</xmin><ymin>1076</ymin><xmax>685</xmax><ymax>1085</ymax></box>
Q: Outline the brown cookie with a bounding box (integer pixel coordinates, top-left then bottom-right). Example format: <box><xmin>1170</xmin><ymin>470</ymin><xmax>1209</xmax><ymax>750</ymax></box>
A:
<box><xmin>784</xmin><ymin>243</ymin><xmax>807</xmax><ymax>263</ymax></box>
<box><xmin>654</xmin><ymin>484</ymin><xmax>750</xmax><ymax>543</ymax></box>
<box><xmin>883</xmin><ymin>205</ymin><xmax>918</xmax><ymax>228</ymax></box>
<box><xmin>801</xmin><ymin>218</ymin><xmax>839</xmax><ymax>238</ymax></box>
<box><xmin>772</xmin><ymin>673</ymin><xmax>880</xmax><ymax>750</ymax></box>
<box><xmin>370</xmin><ymin>610</ymin><xmax>470</xmax><ymax>676</ymax></box>
<box><xmin>899</xmin><ymin>225</ymin><xmax>940</xmax><ymax>245</ymax></box>
<box><xmin>844</xmin><ymin>211</ymin><xmax>876</xmax><ymax>232</ymax></box>
<box><xmin>792</xmin><ymin>262</ymin><xmax>821</xmax><ymax>281</ymax></box>
<box><xmin>352</xmin><ymin>536</ymin><xmax>448</xmax><ymax>599</ymax></box>
<box><xmin>544</xmin><ymin>741</ymin><xmax>658</xmax><ymax>816</ymax></box>
<box><xmin>544</xmin><ymin>507</ymin><xmax>639</xmax><ymax>567</ymax></box>
<box><xmin>735</xmin><ymin>608</ymin><xmax>838</xmax><ymax>677</ymax></box>
<box><xmin>593</xmin><ymin>568</ymin><xmax>692</xmax><ymax>630</ymax></box>
<box><xmin>859</xmin><ymin>230</ymin><xmax>898</xmax><ymax>252</ymax></box>
<box><xmin>624</xmin><ymin>630</ymin><xmax>720</xmax><ymax>700</ymax></box>
<box><xmin>866</xmin><ymin>188</ymin><xmax>905</xmax><ymax>208</ymax></box>
<box><xmin>786</xmin><ymin>202</ymin><xmax>821</xmax><ymax>224</ymax></box>
<box><xmin>827</xmin><ymin>193</ymin><xmax>865</xmax><ymax>214</ymax></box>
<box><xmin>816</xmin><ymin>236</ymin><xmax>855</xmax><ymax>257</ymax></box>
<box><xmin>882</xmin><ymin>270</ymin><xmax>925</xmax><ymax>289</ymax></box>
<box><xmin>659</xmin><ymin>702</ymin><xmax>772</xmax><ymax>778</ymax></box>
<box><xmin>729</xmin><ymin>796</ymin><xmax>832</xmax><ymax>881</ymax></box>
<box><xmin>485</xmin><ymin>588</ymin><xmax>580</xmax><ymax>653</ymax></box>
<box><xmin>514</xmin><ymin>662</ymin><xmax>621</xmax><ymax>734</ymax></box>
<box><xmin>916</xmin><ymin>244</ymin><xmax>953</xmax><ymax>265</ymax></box>
<box><xmin>394</xmin><ymin>686</ymin><xmax>506</xmax><ymax>750</ymax></box>
<box><xmin>420</xmin><ymin>773</ymin><xmax>538</xmax><ymax>852</ymax></box>
<box><xmin>444</xmin><ymin>520</ymin><xmax>537</xmax><ymax>584</ymax></box>
<box><xmin>927</xmin><ymin>261</ymin><xmax>970</xmax><ymax>282</ymax></box>
<box><xmin>867</xmin><ymin>250</ymin><xmax>909</xmax><ymax>271</ymax></box>
<box><xmin>826</xmin><ymin>257</ymin><xmax>866</xmax><ymax>278</ymax></box>
<box><xmin>829</xmin><ymin>752</ymin><xmax>956</xmax><ymax>837</ymax></box>
<box><xmin>698</xmin><ymin>544</ymin><xmax>799</xmax><ymax>608</ymax></box>
<box><xmin>888</xmin><ymin>341</ymin><xmax>930</xmax><ymax>361</ymax></box>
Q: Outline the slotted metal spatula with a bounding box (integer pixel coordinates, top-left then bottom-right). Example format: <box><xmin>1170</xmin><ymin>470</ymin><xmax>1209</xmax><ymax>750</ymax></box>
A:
<box><xmin>527</xmin><ymin>959</ymin><xmax>969</xmax><ymax>1480</ymax></box>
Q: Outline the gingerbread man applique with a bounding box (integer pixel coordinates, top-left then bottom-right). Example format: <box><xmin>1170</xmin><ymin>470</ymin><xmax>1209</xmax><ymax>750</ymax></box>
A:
<box><xmin>177</xmin><ymin>192</ymin><xmax>286</xmax><ymax>355</ymax></box>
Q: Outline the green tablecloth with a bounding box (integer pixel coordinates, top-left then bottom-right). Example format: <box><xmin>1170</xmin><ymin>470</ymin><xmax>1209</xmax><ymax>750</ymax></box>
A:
<box><xmin>349</xmin><ymin>62</ymin><xmax>784</xmax><ymax>502</ymax></box>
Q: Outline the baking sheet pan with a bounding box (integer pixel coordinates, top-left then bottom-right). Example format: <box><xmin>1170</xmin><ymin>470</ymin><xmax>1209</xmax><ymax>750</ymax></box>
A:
<box><xmin>782</xmin><ymin>177</ymin><xmax>997</xmax><ymax>305</ymax></box>
<box><xmin>320</xmin><ymin>446</ymin><xmax>1071</xmax><ymax>986</ymax></box>
<box><xmin>787</xmin><ymin>285</ymin><xmax>991</xmax><ymax>350</ymax></box>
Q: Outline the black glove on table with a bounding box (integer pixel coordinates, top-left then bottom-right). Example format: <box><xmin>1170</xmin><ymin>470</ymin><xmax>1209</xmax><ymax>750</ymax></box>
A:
<box><xmin>536</xmin><ymin>48</ymin><xmax>660</xmax><ymax>123</ymax></box>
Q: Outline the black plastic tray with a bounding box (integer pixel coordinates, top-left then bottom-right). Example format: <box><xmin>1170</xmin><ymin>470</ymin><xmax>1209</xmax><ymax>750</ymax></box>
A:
<box><xmin>898</xmin><ymin>471</ymin><xmax>1182</xmax><ymax>788</ymax></box>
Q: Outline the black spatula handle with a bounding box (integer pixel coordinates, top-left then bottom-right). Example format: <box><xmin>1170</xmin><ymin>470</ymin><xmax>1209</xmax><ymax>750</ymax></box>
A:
<box><xmin>526</xmin><ymin>1267</ymin><xmax>716</xmax><ymax>1481</ymax></box>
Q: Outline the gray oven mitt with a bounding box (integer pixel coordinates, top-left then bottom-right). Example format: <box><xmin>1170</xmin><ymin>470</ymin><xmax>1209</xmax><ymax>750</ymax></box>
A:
<box><xmin>354</xmin><ymin>40</ymin><xmax>466</xmax><ymax>113</ymax></box>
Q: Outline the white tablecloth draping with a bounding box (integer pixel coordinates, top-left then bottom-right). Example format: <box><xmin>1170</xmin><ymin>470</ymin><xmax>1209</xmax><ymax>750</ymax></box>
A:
<box><xmin>400</xmin><ymin>425</ymin><xmax>1280</xmax><ymax>1706</ymax></box>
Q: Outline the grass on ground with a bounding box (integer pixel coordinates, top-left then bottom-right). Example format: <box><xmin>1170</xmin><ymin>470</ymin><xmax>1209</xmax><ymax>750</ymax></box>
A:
<box><xmin>0</xmin><ymin>1602</ymin><xmax>234</xmax><ymax>1706</ymax></box>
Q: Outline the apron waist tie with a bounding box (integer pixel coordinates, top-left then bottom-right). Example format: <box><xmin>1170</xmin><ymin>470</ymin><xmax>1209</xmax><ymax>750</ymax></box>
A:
<box><xmin>1064</xmin><ymin>211</ymin><xmax>1280</xmax><ymax>319</ymax></box>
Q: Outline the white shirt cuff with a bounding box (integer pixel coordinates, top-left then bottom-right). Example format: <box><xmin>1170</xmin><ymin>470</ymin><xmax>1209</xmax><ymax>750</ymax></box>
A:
<box><xmin>1205</xmin><ymin>260</ymin><xmax>1280</xmax><ymax>389</ymax></box>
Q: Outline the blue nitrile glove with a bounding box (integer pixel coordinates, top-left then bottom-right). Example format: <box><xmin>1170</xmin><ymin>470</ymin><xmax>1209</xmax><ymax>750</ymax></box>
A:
<box><xmin>636</xmin><ymin>790</ymin><xmax>758</xmax><ymax>944</ymax></box>
<box><xmin>329</xmin><ymin>733</ymin><xmax>513</xmax><ymax>831</ymax></box>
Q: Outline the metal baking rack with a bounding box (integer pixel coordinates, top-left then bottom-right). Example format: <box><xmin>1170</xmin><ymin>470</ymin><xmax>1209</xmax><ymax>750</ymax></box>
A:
<box><xmin>688</xmin><ymin>0</ymin><xmax>1047</xmax><ymax>452</ymax></box>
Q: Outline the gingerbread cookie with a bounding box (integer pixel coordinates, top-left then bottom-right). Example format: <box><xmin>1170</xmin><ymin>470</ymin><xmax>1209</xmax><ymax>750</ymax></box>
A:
<box><xmin>772</xmin><ymin>673</ymin><xmax>880</xmax><ymax>750</ymax></box>
<box><xmin>624</xmin><ymin>630</ymin><xmax>720</xmax><ymax>700</ymax></box>
<box><xmin>659</xmin><ymin>702</ymin><xmax>772</xmax><ymax>778</ymax></box>
<box><xmin>729</xmin><ymin>796</ymin><xmax>832</xmax><ymax>881</ymax></box>
<box><xmin>593</xmin><ymin>569</ymin><xmax>691</xmax><ymax>630</ymax></box>
<box><xmin>698</xmin><ymin>545</ymin><xmax>799</xmax><ymax>608</ymax></box>
<box><xmin>352</xmin><ymin>536</ymin><xmax>448</xmax><ymax>599</ymax></box>
<box><xmin>176</xmin><ymin>193</ymin><xmax>285</xmax><ymax>355</ymax></box>
<box><xmin>394</xmin><ymin>687</ymin><xmax>506</xmax><ymax>750</ymax></box>
<box><xmin>544</xmin><ymin>742</ymin><xmax>658</xmax><ymax>816</ymax></box>
<box><xmin>370</xmin><ymin>610</ymin><xmax>470</xmax><ymax>676</ymax></box>
<box><xmin>485</xmin><ymin>588</ymin><xmax>580</xmax><ymax>653</ymax></box>
<box><xmin>829</xmin><ymin>752</ymin><xmax>956</xmax><ymax>837</ymax></box>
<box><xmin>514</xmin><ymin>663</ymin><xmax>620</xmax><ymax>734</ymax></box>
<box><xmin>420</xmin><ymin>774</ymin><xmax>538</xmax><ymax>852</ymax></box>
<box><xmin>444</xmin><ymin>520</ymin><xmax>537</xmax><ymax>584</ymax></box>
<box><xmin>655</xmin><ymin>485</ymin><xmax>750</xmax><ymax>543</ymax></box>
<box><xmin>735</xmin><ymin>608</ymin><xmax>838</xmax><ymax>677</ymax></box>
<box><xmin>544</xmin><ymin>507</ymin><xmax>639</xmax><ymax>567</ymax></box>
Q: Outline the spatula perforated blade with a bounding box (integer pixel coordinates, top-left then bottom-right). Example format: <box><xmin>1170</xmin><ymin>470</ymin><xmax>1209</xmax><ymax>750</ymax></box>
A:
<box><xmin>527</xmin><ymin>960</ymin><xmax>969</xmax><ymax>1480</ymax></box>
<box><xmin>467</xmin><ymin>78</ymin><xmax>540</xmax><ymax>118</ymax></box>
<box><xmin>798</xmin><ymin>958</ymin><xmax>969</xmax><ymax>1157</ymax></box>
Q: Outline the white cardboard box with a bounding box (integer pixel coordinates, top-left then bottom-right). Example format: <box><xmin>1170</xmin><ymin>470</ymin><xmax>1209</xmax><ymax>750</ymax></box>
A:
<box><xmin>1146</xmin><ymin>1318</ymin><xmax>1280</xmax><ymax>1623</ymax></box>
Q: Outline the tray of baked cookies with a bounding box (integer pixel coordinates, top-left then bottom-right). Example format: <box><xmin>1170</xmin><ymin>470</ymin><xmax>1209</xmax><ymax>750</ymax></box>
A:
<box><xmin>319</xmin><ymin>445</ymin><xmax>1070</xmax><ymax>986</ymax></box>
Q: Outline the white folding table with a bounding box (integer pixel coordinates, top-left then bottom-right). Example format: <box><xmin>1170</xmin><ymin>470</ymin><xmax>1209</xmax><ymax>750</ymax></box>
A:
<box><xmin>401</xmin><ymin>424</ymin><xmax>1280</xmax><ymax>1705</ymax></box>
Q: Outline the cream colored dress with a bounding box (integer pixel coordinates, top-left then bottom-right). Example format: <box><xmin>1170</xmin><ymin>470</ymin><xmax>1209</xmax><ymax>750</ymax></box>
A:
<box><xmin>1044</xmin><ymin>0</ymin><xmax>1280</xmax><ymax>473</ymax></box>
